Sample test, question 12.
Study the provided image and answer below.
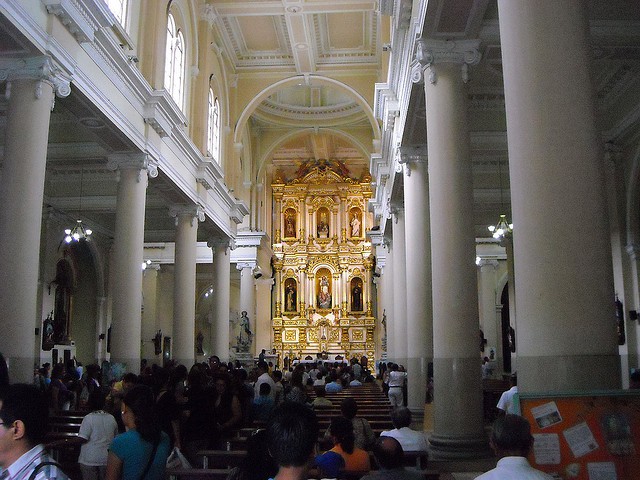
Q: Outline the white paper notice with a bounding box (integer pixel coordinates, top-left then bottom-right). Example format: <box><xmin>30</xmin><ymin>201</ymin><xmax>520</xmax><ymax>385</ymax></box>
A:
<box><xmin>563</xmin><ymin>421</ymin><xmax>599</xmax><ymax>458</ymax></box>
<box><xmin>586</xmin><ymin>462</ymin><xmax>617</xmax><ymax>480</ymax></box>
<box><xmin>531</xmin><ymin>401</ymin><xmax>563</xmax><ymax>429</ymax></box>
<box><xmin>533</xmin><ymin>433</ymin><xmax>561</xmax><ymax>464</ymax></box>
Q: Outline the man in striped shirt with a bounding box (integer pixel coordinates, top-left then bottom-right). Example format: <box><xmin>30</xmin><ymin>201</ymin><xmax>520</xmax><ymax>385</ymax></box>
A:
<box><xmin>0</xmin><ymin>384</ymin><xmax>69</xmax><ymax>479</ymax></box>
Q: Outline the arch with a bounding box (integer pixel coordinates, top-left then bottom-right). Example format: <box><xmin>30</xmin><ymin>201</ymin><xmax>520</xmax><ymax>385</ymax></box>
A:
<box><xmin>255</xmin><ymin>127</ymin><xmax>372</xmax><ymax>182</ymax></box>
<box><xmin>234</xmin><ymin>75</ymin><xmax>381</xmax><ymax>146</ymax></box>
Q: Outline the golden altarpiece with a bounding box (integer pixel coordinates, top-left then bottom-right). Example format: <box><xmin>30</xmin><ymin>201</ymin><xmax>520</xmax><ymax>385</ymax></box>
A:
<box><xmin>271</xmin><ymin>159</ymin><xmax>376</xmax><ymax>365</ymax></box>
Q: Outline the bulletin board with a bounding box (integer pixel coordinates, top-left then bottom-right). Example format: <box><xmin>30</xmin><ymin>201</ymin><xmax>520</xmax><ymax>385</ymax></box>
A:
<box><xmin>518</xmin><ymin>391</ymin><xmax>640</xmax><ymax>480</ymax></box>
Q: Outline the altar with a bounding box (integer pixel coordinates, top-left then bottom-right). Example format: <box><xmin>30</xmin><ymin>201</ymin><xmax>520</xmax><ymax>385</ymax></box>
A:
<box><xmin>271</xmin><ymin>159</ymin><xmax>377</xmax><ymax>365</ymax></box>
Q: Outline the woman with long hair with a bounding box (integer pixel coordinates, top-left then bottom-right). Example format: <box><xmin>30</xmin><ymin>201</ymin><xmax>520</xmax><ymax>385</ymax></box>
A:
<box><xmin>226</xmin><ymin>429</ymin><xmax>278</xmax><ymax>480</ymax></box>
<box><xmin>316</xmin><ymin>416</ymin><xmax>370</xmax><ymax>477</ymax></box>
<box><xmin>105</xmin><ymin>384</ymin><xmax>171</xmax><ymax>480</ymax></box>
<box><xmin>212</xmin><ymin>373</ymin><xmax>242</xmax><ymax>444</ymax></box>
<box><xmin>323</xmin><ymin>398</ymin><xmax>375</xmax><ymax>450</ymax></box>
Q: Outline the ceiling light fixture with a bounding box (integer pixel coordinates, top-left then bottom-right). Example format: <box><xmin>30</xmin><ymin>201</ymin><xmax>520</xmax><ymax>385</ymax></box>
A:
<box><xmin>64</xmin><ymin>168</ymin><xmax>92</xmax><ymax>243</ymax></box>
<box><xmin>487</xmin><ymin>160</ymin><xmax>513</xmax><ymax>240</ymax></box>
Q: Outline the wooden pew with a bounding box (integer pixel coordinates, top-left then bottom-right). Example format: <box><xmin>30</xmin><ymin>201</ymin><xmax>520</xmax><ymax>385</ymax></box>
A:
<box><xmin>165</xmin><ymin>468</ymin><xmax>231</xmax><ymax>479</ymax></box>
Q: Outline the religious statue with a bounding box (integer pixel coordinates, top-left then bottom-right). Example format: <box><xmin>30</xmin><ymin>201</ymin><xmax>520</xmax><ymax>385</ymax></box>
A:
<box><xmin>350</xmin><ymin>213</ymin><xmax>361</xmax><ymax>237</ymax></box>
<box><xmin>49</xmin><ymin>257</ymin><xmax>73</xmax><ymax>344</ymax></box>
<box><xmin>285</xmin><ymin>211</ymin><xmax>296</xmax><ymax>237</ymax></box>
<box><xmin>381</xmin><ymin>309</ymin><xmax>387</xmax><ymax>339</ymax></box>
<box><xmin>196</xmin><ymin>330</ymin><xmax>204</xmax><ymax>355</ymax></box>
<box><xmin>237</xmin><ymin>311</ymin><xmax>253</xmax><ymax>352</ymax></box>
<box><xmin>42</xmin><ymin>311</ymin><xmax>54</xmax><ymax>351</ymax></box>
<box><xmin>153</xmin><ymin>330</ymin><xmax>162</xmax><ymax>355</ymax></box>
<box><xmin>351</xmin><ymin>281</ymin><xmax>363</xmax><ymax>311</ymax></box>
<box><xmin>317</xmin><ymin>275</ymin><xmax>332</xmax><ymax>309</ymax></box>
<box><xmin>285</xmin><ymin>282</ymin><xmax>297</xmax><ymax>312</ymax></box>
<box><xmin>317</xmin><ymin>211</ymin><xmax>329</xmax><ymax>238</ymax></box>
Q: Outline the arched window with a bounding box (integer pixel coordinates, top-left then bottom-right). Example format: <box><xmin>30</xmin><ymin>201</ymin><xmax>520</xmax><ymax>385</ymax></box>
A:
<box><xmin>207</xmin><ymin>89</ymin><xmax>220</xmax><ymax>162</ymax></box>
<box><xmin>165</xmin><ymin>12</ymin><xmax>185</xmax><ymax>109</ymax></box>
<box><xmin>105</xmin><ymin>0</ymin><xmax>128</xmax><ymax>27</ymax></box>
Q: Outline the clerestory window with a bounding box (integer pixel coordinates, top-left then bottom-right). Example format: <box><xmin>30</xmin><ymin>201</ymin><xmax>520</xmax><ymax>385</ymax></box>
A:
<box><xmin>165</xmin><ymin>12</ymin><xmax>185</xmax><ymax>110</ymax></box>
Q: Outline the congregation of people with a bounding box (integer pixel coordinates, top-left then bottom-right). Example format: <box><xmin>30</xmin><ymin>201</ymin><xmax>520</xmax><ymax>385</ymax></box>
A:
<box><xmin>0</xmin><ymin>352</ymin><xmax>553</xmax><ymax>480</ymax></box>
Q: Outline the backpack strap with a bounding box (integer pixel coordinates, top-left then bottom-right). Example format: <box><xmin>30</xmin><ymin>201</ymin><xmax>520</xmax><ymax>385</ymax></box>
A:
<box><xmin>139</xmin><ymin>440</ymin><xmax>159</xmax><ymax>480</ymax></box>
<box><xmin>28</xmin><ymin>461</ymin><xmax>64</xmax><ymax>480</ymax></box>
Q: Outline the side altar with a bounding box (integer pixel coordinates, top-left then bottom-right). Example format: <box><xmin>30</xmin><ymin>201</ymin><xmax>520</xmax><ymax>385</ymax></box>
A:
<box><xmin>271</xmin><ymin>159</ymin><xmax>376</xmax><ymax>365</ymax></box>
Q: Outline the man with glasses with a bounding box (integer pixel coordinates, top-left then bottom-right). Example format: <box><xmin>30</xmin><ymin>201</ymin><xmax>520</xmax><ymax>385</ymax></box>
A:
<box><xmin>0</xmin><ymin>384</ymin><xmax>69</xmax><ymax>479</ymax></box>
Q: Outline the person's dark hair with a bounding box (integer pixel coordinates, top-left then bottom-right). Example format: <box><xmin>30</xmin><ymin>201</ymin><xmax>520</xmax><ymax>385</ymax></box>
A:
<box><xmin>273</xmin><ymin>370</ymin><xmax>283</xmax><ymax>381</ymax></box>
<box><xmin>122</xmin><ymin>372</ymin><xmax>138</xmax><ymax>384</ymax></box>
<box><xmin>330</xmin><ymin>416</ymin><xmax>355</xmax><ymax>454</ymax></box>
<box><xmin>291</xmin><ymin>371</ymin><xmax>304</xmax><ymax>389</ymax></box>
<box><xmin>267</xmin><ymin>401</ymin><xmax>318</xmax><ymax>467</ymax></box>
<box><xmin>123</xmin><ymin>384</ymin><xmax>161</xmax><ymax>445</ymax></box>
<box><xmin>0</xmin><ymin>384</ymin><xmax>48</xmax><ymax>445</ymax></box>
<box><xmin>234</xmin><ymin>429</ymin><xmax>278</xmax><ymax>480</ymax></box>
<box><xmin>51</xmin><ymin>363</ymin><xmax>65</xmax><ymax>380</ymax></box>
<box><xmin>88</xmin><ymin>390</ymin><xmax>106</xmax><ymax>411</ymax></box>
<box><xmin>390</xmin><ymin>407</ymin><xmax>412</xmax><ymax>429</ymax></box>
<box><xmin>259</xmin><ymin>382</ymin><xmax>271</xmax><ymax>396</ymax></box>
<box><xmin>314</xmin><ymin>386</ymin><xmax>326</xmax><ymax>397</ymax></box>
<box><xmin>340</xmin><ymin>398</ymin><xmax>358</xmax><ymax>420</ymax></box>
<box><xmin>257</xmin><ymin>360</ymin><xmax>268</xmax><ymax>371</ymax></box>
<box><xmin>491</xmin><ymin>414</ymin><xmax>533</xmax><ymax>456</ymax></box>
<box><xmin>373</xmin><ymin>436</ymin><xmax>404</xmax><ymax>469</ymax></box>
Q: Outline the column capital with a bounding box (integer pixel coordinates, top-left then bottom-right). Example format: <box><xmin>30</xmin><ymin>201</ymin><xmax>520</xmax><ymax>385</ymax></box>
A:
<box><xmin>477</xmin><ymin>258</ymin><xmax>499</xmax><ymax>269</ymax></box>
<box><xmin>207</xmin><ymin>236</ymin><xmax>235</xmax><ymax>251</ymax></box>
<box><xmin>397</xmin><ymin>146</ymin><xmax>428</xmax><ymax>177</ymax></box>
<box><xmin>413</xmin><ymin>39</ymin><xmax>481</xmax><ymax>85</ymax></box>
<box><xmin>0</xmin><ymin>56</ymin><xmax>72</xmax><ymax>104</ymax></box>
<box><xmin>169</xmin><ymin>204</ymin><xmax>205</xmax><ymax>226</ymax></box>
<box><xmin>236</xmin><ymin>261</ymin><xmax>257</xmax><ymax>271</ymax></box>
<box><xmin>107</xmin><ymin>153</ymin><xmax>159</xmax><ymax>181</ymax></box>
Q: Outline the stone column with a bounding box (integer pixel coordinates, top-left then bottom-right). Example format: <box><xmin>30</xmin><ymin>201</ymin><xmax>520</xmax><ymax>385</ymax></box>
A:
<box><xmin>107</xmin><ymin>154</ymin><xmax>157</xmax><ymax>370</ymax></box>
<box><xmin>238</xmin><ymin>261</ymin><xmax>257</xmax><ymax>357</ymax></box>
<box><xmin>171</xmin><ymin>205</ymin><xmax>204</xmax><ymax>366</ymax></box>
<box><xmin>255</xmin><ymin>276</ymin><xmax>274</xmax><ymax>354</ymax></box>
<box><xmin>209</xmin><ymin>238</ymin><xmax>232</xmax><ymax>362</ymax></box>
<box><xmin>391</xmin><ymin>208</ymin><xmax>408</xmax><ymax>366</ymax></box>
<box><xmin>399</xmin><ymin>148</ymin><xmax>433</xmax><ymax>414</ymax></box>
<box><xmin>0</xmin><ymin>57</ymin><xmax>71</xmax><ymax>382</ymax></box>
<box><xmin>96</xmin><ymin>296</ymin><xmax>108</xmax><ymax>363</ymax></box>
<box><xmin>383</xmin><ymin>243</ymin><xmax>395</xmax><ymax>360</ymax></box>
<box><xmin>478</xmin><ymin>259</ymin><xmax>499</xmax><ymax>366</ymax></box>
<box><xmin>498</xmin><ymin>0</ymin><xmax>619</xmax><ymax>391</ymax></box>
<box><xmin>417</xmin><ymin>38</ymin><xmax>487</xmax><ymax>458</ymax></box>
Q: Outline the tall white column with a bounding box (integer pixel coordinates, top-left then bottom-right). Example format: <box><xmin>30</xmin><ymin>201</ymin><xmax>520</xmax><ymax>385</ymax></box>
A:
<box><xmin>96</xmin><ymin>296</ymin><xmax>108</xmax><ymax>363</ymax></box>
<box><xmin>400</xmin><ymin>149</ymin><xmax>433</xmax><ymax>413</ymax></box>
<box><xmin>498</xmin><ymin>0</ymin><xmax>620</xmax><ymax>391</ymax></box>
<box><xmin>255</xmin><ymin>276</ymin><xmax>274</xmax><ymax>354</ymax></box>
<box><xmin>209</xmin><ymin>238</ymin><xmax>232</xmax><ymax>362</ymax></box>
<box><xmin>417</xmin><ymin>39</ymin><xmax>487</xmax><ymax>458</ymax></box>
<box><xmin>383</xmin><ymin>243</ymin><xmax>395</xmax><ymax>360</ymax></box>
<box><xmin>391</xmin><ymin>208</ymin><xmax>408</xmax><ymax>366</ymax></box>
<box><xmin>107</xmin><ymin>154</ymin><xmax>157</xmax><ymax>371</ymax></box>
<box><xmin>0</xmin><ymin>57</ymin><xmax>70</xmax><ymax>382</ymax></box>
<box><xmin>171</xmin><ymin>205</ymin><xmax>203</xmax><ymax>366</ymax></box>
<box><xmin>238</xmin><ymin>261</ymin><xmax>257</xmax><ymax>357</ymax></box>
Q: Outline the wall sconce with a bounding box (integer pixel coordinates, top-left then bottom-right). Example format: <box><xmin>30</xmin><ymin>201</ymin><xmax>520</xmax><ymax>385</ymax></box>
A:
<box><xmin>98</xmin><ymin>333</ymin><xmax>106</xmax><ymax>340</ymax></box>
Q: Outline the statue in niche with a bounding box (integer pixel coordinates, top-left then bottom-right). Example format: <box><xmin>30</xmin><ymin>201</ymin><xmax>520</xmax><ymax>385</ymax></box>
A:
<box><xmin>196</xmin><ymin>330</ymin><xmax>204</xmax><ymax>355</ymax></box>
<box><xmin>351</xmin><ymin>280</ymin><xmax>363</xmax><ymax>311</ymax></box>
<box><xmin>49</xmin><ymin>255</ymin><xmax>73</xmax><ymax>344</ymax></box>
<box><xmin>317</xmin><ymin>211</ymin><xmax>329</xmax><ymax>238</ymax></box>
<box><xmin>153</xmin><ymin>330</ymin><xmax>162</xmax><ymax>355</ymax></box>
<box><xmin>42</xmin><ymin>311</ymin><xmax>54</xmax><ymax>351</ymax></box>
<box><xmin>350</xmin><ymin>212</ymin><xmax>361</xmax><ymax>237</ymax></box>
<box><xmin>237</xmin><ymin>311</ymin><xmax>253</xmax><ymax>352</ymax></box>
<box><xmin>317</xmin><ymin>275</ymin><xmax>332</xmax><ymax>309</ymax></box>
<box><xmin>285</xmin><ymin>280</ymin><xmax>297</xmax><ymax>312</ymax></box>
<box><xmin>284</xmin><ymin>209</ymin><xmax>296</xmax><ymax>238</ymax></box>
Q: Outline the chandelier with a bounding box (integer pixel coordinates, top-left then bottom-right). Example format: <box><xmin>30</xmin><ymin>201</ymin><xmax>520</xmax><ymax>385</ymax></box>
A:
<box><xmin>488</xmin><ymin>160</ymin><xmax>513</xmax><ymax>240</ymax></box>
<box><xmin>63</xmin><ymin>168</ymin><xmax>92</xmax><ymax>243</ymax></box>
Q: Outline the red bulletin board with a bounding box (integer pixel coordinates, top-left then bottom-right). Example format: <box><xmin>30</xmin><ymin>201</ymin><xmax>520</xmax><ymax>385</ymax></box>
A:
<box><xmin>518</xmin><ymin>391</ymin><xmax>640</xmax><ymax>480</ymax></box>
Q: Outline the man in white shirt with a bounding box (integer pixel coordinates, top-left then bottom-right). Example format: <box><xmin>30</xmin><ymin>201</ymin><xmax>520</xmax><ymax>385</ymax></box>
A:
<box><xmin>0</xmin><ymin>384</ymin><xmax>69</xmax><ymax>479</ymax></box>
<box><xmin>380</xmin><ymin>407</ymin><xmax>429</xmax><ymax>453</ymax></box>
<box><xmin>254</xmin><ymin>361</ymin><xmax>276</xmax><ymax>400</ymax></box>
<box><xmin>387</xmin><ymin>363</ymin><xmax>407</xmax><ymax>407</ymax></box>
<box><xmin>475</xmin><ymin>415</ymin><xmax>553</xmax><ymax>479</ymax></box>
<box><xmin>496</xmin><ymin>374</ymin><xmax>518</xmax><ymax>415</ymax></box>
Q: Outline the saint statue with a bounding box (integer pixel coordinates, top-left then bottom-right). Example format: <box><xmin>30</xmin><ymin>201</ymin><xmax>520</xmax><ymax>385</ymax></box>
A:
<box><xmin>196</xmin><ymin>330</ymin><xmax>204</xmax><ymax>355</ymax></box>
<box><xmin>285</xmin><ymin>211</ymin><xmax>296</xmax><ymax>237</ymax></box>
<box><xmin>350</xmin><ymin>213</ymin><xmax>361</xmax><ymax>237</ymax></box>
<box><xmin>317</xmin><ymin>275</ymin><xmax>332</xmax><ymax>309</ymax></box>
<box><xmin>317</xmin><ymin>211</ymin><xmax>329</xmax><ymax>238</ymax></box>
<box><xmin>285</xmin><ymin>282</ymin><xmax>297</xmax><ymax>312</ymax></box>
<box><xmin>351</xmin><ymin>281</ymin><xmax>363</xmax><ymax>311</ymax></box>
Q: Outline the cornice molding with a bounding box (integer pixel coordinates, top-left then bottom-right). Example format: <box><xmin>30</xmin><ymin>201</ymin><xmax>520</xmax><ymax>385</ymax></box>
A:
<box><xmin>41</xmin><ymin>0</ymin><xmax>114</xmax><ymax>43</ymax></box>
